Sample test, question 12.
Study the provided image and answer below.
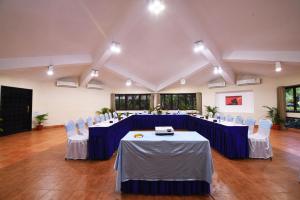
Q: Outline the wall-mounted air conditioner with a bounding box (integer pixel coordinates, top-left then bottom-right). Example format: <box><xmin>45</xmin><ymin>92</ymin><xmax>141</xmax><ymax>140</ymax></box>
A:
<box><xmin>87</xmin><ymin>83</ymin><xmax>104</xmax><ymax>90</ymax></box>
<box><xmin>56</xmin><ymin>80</ymin><xmax>79</xmax><ymax>88</ymax></box>
<box><xmin>236</xmin><ymin>77</ymin><xmax>261</xmax><ymax>86</ymax></box>
<box><xmin>208</xmin><ymin>81</ymin><xmax>226</xmax><ymax>88</ymax></box>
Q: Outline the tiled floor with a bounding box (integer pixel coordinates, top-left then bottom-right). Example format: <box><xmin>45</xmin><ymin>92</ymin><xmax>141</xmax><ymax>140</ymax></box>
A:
<box><xmin>0</xmin><ymin>127</ymin><xmax>299</xmax><ymax>200</ymax></box>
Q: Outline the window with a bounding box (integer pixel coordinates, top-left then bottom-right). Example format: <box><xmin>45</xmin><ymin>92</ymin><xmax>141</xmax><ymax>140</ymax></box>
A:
<box><xmin>160</xmin><ymin>93</ymin><xmax>196</xmax><ymax>110</ymax></box>
<box><xmin>115</xmin><ymin>94</ymin><xmax>150</xmax><ymax>110</ymax></box>
<box><xmin>285</xmin><ymin>85</ymin><xmax>300</xmax><ymax>113</ymax></box>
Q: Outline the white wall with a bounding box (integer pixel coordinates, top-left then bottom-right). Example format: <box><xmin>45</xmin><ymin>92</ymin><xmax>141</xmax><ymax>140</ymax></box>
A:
<box><xmin>160</xmin><ymin>74</ymin><xmax>300</xmax><ymax>122</ymax></box>
<box><xmin>215</xmin><ymin>91</ymin><xmax>254</xmax><ymax>113</ymax></box>
<box><xmin>0</xmin><ymin>76</ymin><xmax>111</xmax><ymax>127</ymax></box>
<box><xmin>1</xmin><ymin>72</ymin><xmax>299</xmax><ymax>127</ymax></box>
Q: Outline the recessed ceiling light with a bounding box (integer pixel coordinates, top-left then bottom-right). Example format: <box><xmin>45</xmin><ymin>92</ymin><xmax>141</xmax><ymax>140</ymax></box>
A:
<box><xmin>213</xmin><ymin>66</ymin><xmax>222</xmax><ymax>74</ymax></box>
<box><xmin>91</xmin><ymin>69</ymin><xmax>99</xmax><ymax>77</ymax></box>
<box><xmin>126</xmin><ymin>79</ymin><xmax>132</xmax><ymax>86</ymax></box>
<box><xmin>110</xmin><ymin>41</ymin><xmax>121</xmax><ymax>54</ymax></box>
<box><xmin>180</xmin><ymin>79</ymin><xmax>186</xmax><ymax>85</ymax></box>
<box><xmin>148</xmin><ymin>0</ymin><xmax>165</xmax><ymax>15</ymax></box>
<box><xmin>275</xmin><ymin>61</ymin><xmax>282</xmax><ymax>72</ymax></box>
<box><xmin>47</xmin><ymin>65</ymin><xmax>54</xmax><ymax>76</ymax></box>
<box><xmin>193</xmin><ymin>40</ymin><xmax>205</xmax><ymax>53</ymax></box>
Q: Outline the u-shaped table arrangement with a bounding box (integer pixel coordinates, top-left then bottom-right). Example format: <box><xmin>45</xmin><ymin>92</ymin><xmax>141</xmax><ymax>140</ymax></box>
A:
<box><xmin>88</xmin><ymin>114</ymin><xmax>249</xmax><ymax>195</ymax></box>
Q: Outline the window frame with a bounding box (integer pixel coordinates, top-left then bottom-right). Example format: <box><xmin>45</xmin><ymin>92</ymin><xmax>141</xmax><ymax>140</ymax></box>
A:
<box><xmin>285</xmin><ymin>85</ymin><xmax>300</xmax><ymax>113</ymax></box>
<box><xmin>160</xmin><ymin>93</ymin><xmax>196</xmax><ymax>110</ymax></box>
<box><xmin>115</xmin><ymin>94</ymin><xmax>151</xmax><ymax>111</ymax></box>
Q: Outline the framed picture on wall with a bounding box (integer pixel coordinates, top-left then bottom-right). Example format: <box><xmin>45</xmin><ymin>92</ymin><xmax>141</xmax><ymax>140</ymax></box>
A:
<box><xmin>226</xmin><ymin>96</ymin><xmax>242</xmax><ymax>105</ymax></box>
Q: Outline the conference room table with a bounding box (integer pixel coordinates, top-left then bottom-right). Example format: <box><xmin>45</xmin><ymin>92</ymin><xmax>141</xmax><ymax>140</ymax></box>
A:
<box><xmin>88</xmin><ymin>114</ymin><xmax>249</xmax><ymax>160</ymax></box>
<box><xmin>115</xmin><ymin>131</ymin><xmax>213</xmax><ymax>195</ymax></box>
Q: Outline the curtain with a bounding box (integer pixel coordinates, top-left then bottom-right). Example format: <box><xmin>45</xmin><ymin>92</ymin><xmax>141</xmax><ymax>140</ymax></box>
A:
<box><xmin>277</xmin><ymin>87</ymin><xmax>286</xmax><ymax>129</ymax></box>
<box><xmin>150</xmin><ymin>93</ymin><xmax>155</xmax><ymax>109</ymax></box>
<box><xmin>111</xmin><ymin>93</ymin><xmax>116</xmax><ymax>111</ymax></box>
<box><xmin>196</xmin><ymin>92</ymin><xmax>202</xmax><ymax>114</ymax></box>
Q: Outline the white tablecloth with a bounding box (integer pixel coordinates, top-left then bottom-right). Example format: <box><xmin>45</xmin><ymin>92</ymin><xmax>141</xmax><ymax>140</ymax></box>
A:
<box><xmin>114</xmin><ymin>131</ymin><xmax>214</xmax><ymax>192</ymax></box>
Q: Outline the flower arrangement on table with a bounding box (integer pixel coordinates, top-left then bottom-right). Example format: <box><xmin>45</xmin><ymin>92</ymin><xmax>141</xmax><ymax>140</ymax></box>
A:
<box><xmin>154</xmin><ymin>104</ymin><xmax>162</xmax><ymax>115</ymax></box>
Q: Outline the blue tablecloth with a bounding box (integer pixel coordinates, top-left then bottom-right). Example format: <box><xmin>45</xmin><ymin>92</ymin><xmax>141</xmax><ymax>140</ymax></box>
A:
<box><xmin>88</xmin><ymin>115</ymin><xmax>249</xmax><ymax>160</ymax></box>
<box><xmin>115</xmin><ymin>131</ymin><xmax>213</xmax><ymax>195</ymax></box>
<box><xmin>121</xmin><ymin>180</ymin><xmax>210</xmax><ymax>195</ymax></box>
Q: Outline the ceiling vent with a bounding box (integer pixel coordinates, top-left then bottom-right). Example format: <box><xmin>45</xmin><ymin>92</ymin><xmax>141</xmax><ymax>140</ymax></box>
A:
<box><xmin>236</xmin><ymin>76</ymin><xmax>261</xmax><ymax>86</ymax></box>
<box><xmin>208</xmin><ymin>80</ymin><xmax>226</xmax><ymax>88</ymax></box>
<box><xmin>56</xmin><ymin>78</ymin><xmax>79</xmax><ymax>88</ymax></box>
<box><xmin>86</xmin><ymin>80</ymin><xmax>104</xmax><ymax>90</ymax></box>
<box><xmin>87</xmin><ymin>83</ymin><xmax>104</xmax><ymax>90</ymax></box>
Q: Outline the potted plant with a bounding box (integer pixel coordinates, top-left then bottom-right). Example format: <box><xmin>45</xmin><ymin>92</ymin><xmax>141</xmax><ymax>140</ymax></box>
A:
<box><xmin>96</xmin><ymin>107</ymin><xmax>110</xmax><ymax>115</ymax></box>
<box><xmin>205</xmin><ymin>106</ymin><xmax>218</xmax><ymax>118</ymax></box>
<box><xmin>35</xmin><ymin>113</ymin><xmax>48</xmax><ymax>130</ymax></box>
<box><xmin>263</xmin><ymin>106</ymin><xmax>284</xmax><ymax>130</ymax></box>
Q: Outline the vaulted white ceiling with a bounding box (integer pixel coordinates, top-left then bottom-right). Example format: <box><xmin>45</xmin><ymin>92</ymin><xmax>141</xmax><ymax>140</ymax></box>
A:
<box><xmin>0</xmin><ymin>0</ymin><xmax>300</xmax><ymax>91</ymax></box>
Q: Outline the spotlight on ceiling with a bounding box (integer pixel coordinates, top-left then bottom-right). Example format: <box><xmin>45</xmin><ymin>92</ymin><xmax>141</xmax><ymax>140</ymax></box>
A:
<box><xmin>91</xmin><ymin>69</ymin><xmax>99</xmax><ymax>77</ymax></box>
<box><xmin>126</xmin><ymin>79</ymin><xmax>132</xmax><ymax>87</ymax></box>
<box><xmin>47</xmin><ymin>65</ymin><xmax>54</xmax><ymax>76</ymax></box>
<box><xmin>193</xmin><ymin>40</ymin><xmax>205</xmax><ymax>53</ymax></box>
<box><xmin>180</xmin><ymin>79</ymin><xmax>186</xmax><ymax>85</ymax></box>
<box><xmin>213</xmin><ymin>66</ymin><xmax>223</xmax><ymax>74</ymax></box>
<box><xmin>275</xmin><ymin>61</ymin><xmax>282</xmax><ymax>72</ymax></box>
<box><xmin>148</xmin><ymin>0</ymin><xmax>165</xmax><ymax>15</ymax></box>
<box><xmin>110</xmin><ymin>41</ymin><xmax>121</xmax><ymax>54</ymax></box>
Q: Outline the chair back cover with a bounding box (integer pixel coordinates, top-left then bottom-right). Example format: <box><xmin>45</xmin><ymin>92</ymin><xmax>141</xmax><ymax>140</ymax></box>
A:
<box><xmin>77</xmin><ymin>118</ymin><xmax>86</xmax><ymax>130</ymax></box>
<box><xmin>245</xmin><ymin>118</ymin><xmax>256</xmax><ymax>135</ymax></box>
<box><xmin>235</xmin><ymin>116</ymin><xmax>244</xmax><ymax>124</ymax></box>
<box><xmin>86</xmin><ymin>116</ymin><xmax>93</xmax><ymax>127</ymax></box>
<box><xmin>94</xmin><ymin>115</ymin><xmax>101</xmax><ymax>123</ymax></box>
<box><xmin>220</xmin><ymin>115</ymin><xmax>226</xmax><ymax>121</ymax></box>
<box><xmin>113</xmin><ymin>112</ymin><xmax>118</xmax><ymax>118</ymax></box>
<box><xmin>104</xmin><ymin>113</ymin><xmax>109</xmax><ymax>120</ymax></box>
<box><xmin>108</xmin><ymin>112</ymin><xmax>113</xmax><ymax>119</ymax></box>
<box><xmin>258</xmin><ymin>119</ymin><xmax>272</xmax><ymax>137</ymax></box>
<box><xmin>65</xmin><ymin>120</ymin><xmax>77</xmax><ymax>137</ymax></box>
<box><xmin>99</xmin><ymin>114</ymin><xmax>105</xmax><ymax>121</ymax></box>
<box><xmin>226</xmin><ymin>115</ymin><xmax>234</xmax><ymax>122</ymax></box>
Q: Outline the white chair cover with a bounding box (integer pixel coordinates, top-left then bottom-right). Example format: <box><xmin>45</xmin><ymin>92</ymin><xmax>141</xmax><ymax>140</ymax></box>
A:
<box><xmin>64</xmin><ymin>121</ymin><xmax>88</xmax><ymax>160</ymax></box>
<box><xmin>226</xmin><ymin>115</ymin><xmax>234</xmax><ymax>122</ymax></box>
<box><xmin>113</xmin><ymin>112</ymin><xmax>118</xmax><ymax>118</ymax></box>
<box><xmin>100</xmin><ymin>114</ymin><xmax>105</xmax><ymax>122</ymax></box>
<box><xmin>220</xmin><ymin>115</ymin><xmax>226</xmax><ymax>121</ymax></box>
<box><xmin>248</xmin><ymin>119</ymin><xmax>272</xmax><ymax>159</ymax></box>
<box><xmin>108</xmin><ymin>112</ymin><xmax>113</xmax><ymax>119</ymax></box>
<box><xmin>235</xmin><ymin>116</ymin><xmax>244</xmax><ymax>124</ymax></box>
<box><xmin>94</xmin><ymin>115</ymin><xmax>101</xmax><ymax>123</ymax></box>
<box><xmin>104</xmin><ymin>113</ymin><xmax>109</xmax><ymax>120</ymax></box>
<box><xmin>245</xmin><ymin>118</ymin><xmax>256</xmax><ymax>136</ymax></box>
<box><xmin>86</xmin><ymin>116</ymin><xmax>93</xmax><ymax>127</ymax></box>
<box><xmin>65</xmin><ymin>120</ymin><xmax>77</xmax><ymax>137</ymax></box>
<box><xmin>77</xmin><ymin>118</ymin><xmax>88</xmax><ymax>137</ymax></box>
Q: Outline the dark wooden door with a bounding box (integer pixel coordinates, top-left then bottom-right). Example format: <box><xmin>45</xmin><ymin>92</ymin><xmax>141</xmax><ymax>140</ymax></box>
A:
<box><xmin>1</xmin><ymin>86</ymin><xmax>32</xmax><ymax>135</ymax></box>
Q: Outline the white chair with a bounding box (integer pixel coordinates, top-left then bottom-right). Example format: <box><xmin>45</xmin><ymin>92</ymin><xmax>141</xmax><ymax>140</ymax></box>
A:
<box><xmin>108</xmin><ymin>112</ymin><xmax>113</xmax><ymax>119</ymax></box>
<box><xmin>77</xmin><ymin>118</ymin><xmax>89</xmax><ymax>137</ymax></box>
<box><xmin>226</xmin><ymin>115</ymin><xmax>234</xmax><ymax>122</ymax></box>
<box><xmin>235</xmin><ymin>116</ymin><xmax>244</xmax><ymax>124</ymax></box>
<box><xmin>99</xmin><ymin>114</ymin><xmax>105</xmax><ymax>122</ymax></box>
<box><xmin>86</xmin><ymin>116</ymin><xmax>93</xmax><ymax>127</ymax></box>
<box><xmin>104</xmin><ymin>113</ymin><xmax>109</xmax><ymax>120</ymax></box>
<box><xmin>220</xmin><ymin>115</ymin><xmax>226</xmax><ymax>121</ymax></box>
<box><xmin>94</xmin><ymin>115</ymin><xmax>101</xmax><ymax>123</ymax></box>
<box><xmin>64</xmin><ymin>120</ymin><xmax>88</xmax><ymax>160</ymax></box>
<box><xmin>248</xmin><ymin>119</ymin><xmax>273</xmax><ymax>159</ymax></box>
<box><xmin>113</xmin><ymin>112</ymin><xmax>118</xmax><ymax>118</ymax></box>
<box><xmin>245</xmin><ymin>118</ymin><xmax>256</xmax><ymax>136</ymax></box>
